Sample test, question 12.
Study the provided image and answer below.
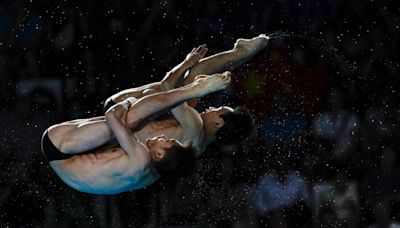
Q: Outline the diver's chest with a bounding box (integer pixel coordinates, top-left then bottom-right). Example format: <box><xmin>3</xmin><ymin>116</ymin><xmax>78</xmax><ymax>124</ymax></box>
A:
<box><xmin>135</xmin><ymin>121</ymin><xmax>184</xmax><ymax>142</ymax></box>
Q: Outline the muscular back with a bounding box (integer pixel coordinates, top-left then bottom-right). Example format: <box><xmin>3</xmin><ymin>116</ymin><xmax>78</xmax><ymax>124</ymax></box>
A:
<box><xmin>50</xmin><ymin>146</ymin><xmax>159</xmax><ymax>194</ymax></box>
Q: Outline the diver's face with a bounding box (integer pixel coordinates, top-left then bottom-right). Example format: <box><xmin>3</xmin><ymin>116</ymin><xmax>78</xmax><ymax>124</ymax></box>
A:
<box><xmin>146</xmin><ymin>135</ymin><xmax>182</xmax><ymax>161</ymax></box>
<box><xmin>201</xmin><ymin>106</ymin><xmax>234</xmax><ymax>133</ymax></box>
<box><xmin>204</xmin><ymin>106</ymin><xmax>232</xmax><ymax>113</ymax></box>
<box><xmin>201</xmin><ymin>106</ymin><xmax>233</xmax><ymax>118</ymax></box>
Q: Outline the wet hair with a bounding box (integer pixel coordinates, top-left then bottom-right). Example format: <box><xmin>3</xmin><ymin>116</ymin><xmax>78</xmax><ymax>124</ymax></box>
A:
<box><xmin>153</xmin><ymin>145</ymin><xmax>197</xmax><ymax>178</ymax></box>
<box><xmin>215</xmin><ymin>106</ymin><xmax>254</xmax><ymax>144</ymax></box>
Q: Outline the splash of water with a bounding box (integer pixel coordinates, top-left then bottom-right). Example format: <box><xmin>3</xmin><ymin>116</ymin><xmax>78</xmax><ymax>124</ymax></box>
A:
<box><xmin>265</xmin><ymin>30</ymin><xmax>357</xmax><ymax>79</ymax></box>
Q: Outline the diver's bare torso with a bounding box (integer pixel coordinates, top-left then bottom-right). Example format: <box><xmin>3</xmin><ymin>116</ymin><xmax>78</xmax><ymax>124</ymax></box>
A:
<box><xmin>50</xmin><ymin>145</ymin><xmax>159</xmax><ymax>194</ymax></box>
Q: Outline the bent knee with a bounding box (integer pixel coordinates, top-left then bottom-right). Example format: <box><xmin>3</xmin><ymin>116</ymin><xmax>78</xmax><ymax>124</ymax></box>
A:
<box><xmin>47</xmin><ymin>126</ymin><xmax>77</xmax><ymax>154</ymax></box>
<box><xmin>58</xmin><ymin>136</ymin><xmax>76</xmax><ymax>154</ymax></box>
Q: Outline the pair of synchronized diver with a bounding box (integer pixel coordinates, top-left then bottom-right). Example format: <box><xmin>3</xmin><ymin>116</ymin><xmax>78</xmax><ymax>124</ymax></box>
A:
<box><xmin>41</xmin><ymin>34</ymin><xmax>270</xmax><ymax>194</ymax></box>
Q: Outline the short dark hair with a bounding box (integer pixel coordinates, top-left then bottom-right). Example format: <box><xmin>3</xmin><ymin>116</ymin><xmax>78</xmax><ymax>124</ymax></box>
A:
<box><xmin>215</xmin><ymin>106</ymin><xmax>254</xmax><ymax>144</ymax></box>
<box><xmin>153</xmin><ymin>145</ymin><xmax>197</xmax><ymax>178</ymax></box>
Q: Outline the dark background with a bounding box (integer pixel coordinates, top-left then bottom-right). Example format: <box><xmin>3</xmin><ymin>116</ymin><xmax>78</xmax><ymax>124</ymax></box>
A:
<box><xmin>0</xmin><ymin>0</ymin><xmax>399</xmax><ymax>227</ymax></box>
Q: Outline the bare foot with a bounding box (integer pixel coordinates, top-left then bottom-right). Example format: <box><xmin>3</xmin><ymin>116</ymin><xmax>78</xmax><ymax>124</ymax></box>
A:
<box><xmin>234</xmin><ymin>34</ymin><xmax>270</xmax><ymax>52</ymax></box>
<box><xmin>194</xmin><ymin>72</ymin><xmax>231</xmax><ymax>95</ymax></box>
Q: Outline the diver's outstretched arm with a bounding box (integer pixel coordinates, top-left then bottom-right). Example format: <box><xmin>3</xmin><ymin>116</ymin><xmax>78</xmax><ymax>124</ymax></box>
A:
<box><xmin>161</xmin><ymin>44</ymin><xmax>208</xmax><ymax>90</ymax></box>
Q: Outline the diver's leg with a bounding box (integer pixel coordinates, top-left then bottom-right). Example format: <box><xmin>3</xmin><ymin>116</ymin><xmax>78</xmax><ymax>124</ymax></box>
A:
<box><xmin>47</xmin><ymin>117</ymin><xmax>112</xmax><ymax>154</ymax></box>
<box><xmin>184</xmin><ymin>34</ymin><xmax>270</xmax><ymax>85</ymax></box>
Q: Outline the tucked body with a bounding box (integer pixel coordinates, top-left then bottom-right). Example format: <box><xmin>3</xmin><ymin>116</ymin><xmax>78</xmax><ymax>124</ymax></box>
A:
<box><xmin>105</xmin><ymin>35</ymin><xmax>270</xmax><ymax>154</ymax></box>
<box><xmin>42</xmin><ymin>74</ymin><xmax>230</xmax><ymax>194</ymax></box>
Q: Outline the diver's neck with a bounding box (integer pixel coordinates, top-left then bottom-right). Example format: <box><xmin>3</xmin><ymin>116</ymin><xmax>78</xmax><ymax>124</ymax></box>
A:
<box><xmin>201</xmin><ymin>125</ymin><xmax>216</xmax><ymax>148</ymax></box>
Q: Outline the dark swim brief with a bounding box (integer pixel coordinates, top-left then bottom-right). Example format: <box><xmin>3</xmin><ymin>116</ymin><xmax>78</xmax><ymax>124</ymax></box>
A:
<box><xmin>103</xmin><ymin>97</ymin><xmax>116</xmax><ymax>113</ymax></box>
<box><xmin>41</xmin><ymin>130</ymin><xmax>73</xmax><ymax>162</ymax></box>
